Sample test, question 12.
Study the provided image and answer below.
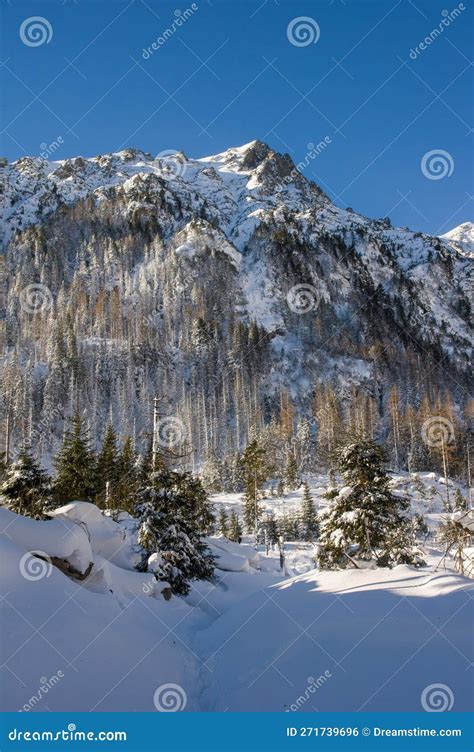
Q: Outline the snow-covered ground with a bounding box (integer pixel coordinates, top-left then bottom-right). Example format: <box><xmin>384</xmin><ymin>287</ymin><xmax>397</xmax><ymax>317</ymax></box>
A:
<box><xmin>0</xmin><ymin>472</ymin><xmax>472</xmax><ymax>713</ymax></box>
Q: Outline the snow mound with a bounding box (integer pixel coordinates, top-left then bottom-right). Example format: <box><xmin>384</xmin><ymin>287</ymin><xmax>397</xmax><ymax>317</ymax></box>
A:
<box><xmin>0</xmin><ymin>506</ymin><xmax>92</xmax><ymax>575</ymax></box>
<box><xmin>48</xmin><ymin>501</ymin><xmax>139</xmax><ymax>569</ymax></box>
<box><xmin>0</xmin><ymin>514</ymin><xmax>200</xmax><ymax>711</ymax></box>
<box><xmin>204</xmin><ymin>537</ymin><xmax>261</xmax><ymax>573</ymax></box>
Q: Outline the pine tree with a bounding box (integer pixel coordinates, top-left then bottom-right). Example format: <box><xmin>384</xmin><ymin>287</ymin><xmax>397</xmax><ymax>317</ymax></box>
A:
<box><xmin>318</xmin><ymin>440</ymin><xmax>424</xmax><ymax>569</ymax></box>
<box><xmin>136</xmin><ymin>467</ymin><xmax>214</xmax><ymax>596</ymax></box>
<box><xmin>300</xmin><ymin>482</ymin><xmax>318</xmax><ymax>541</ymax></box>
<box><xmin>53</xmin><ymin>411</ymin><xmax>97</xmax><ymax>502</ymax></box>
<box><xmin>95</xmin><ymin>423</ymin><xmax>119</xmax><ymax>508</ymax></box>
<box><xmin>1</xmin><ymin>446</ymin><xmax>51</xmax><ymax>518</ymax></box>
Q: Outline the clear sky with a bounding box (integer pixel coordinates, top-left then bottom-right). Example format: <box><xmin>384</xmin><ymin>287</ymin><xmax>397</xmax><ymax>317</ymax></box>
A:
<box><xmin>1</xmin><ymin>0</ymin><xmax>473</xmax><ymax>235</ymax></box>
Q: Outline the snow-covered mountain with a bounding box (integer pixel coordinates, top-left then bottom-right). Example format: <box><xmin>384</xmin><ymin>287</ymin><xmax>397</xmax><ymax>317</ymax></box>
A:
<box><xmin>1</xmin><ymin>141</ymin><xmax>472</xmax><ymax>459</ymax></box>
<box><xmin>440</xmin><ymin>221</ymin><xmax>474</xmax><ymax>257</ymax></box>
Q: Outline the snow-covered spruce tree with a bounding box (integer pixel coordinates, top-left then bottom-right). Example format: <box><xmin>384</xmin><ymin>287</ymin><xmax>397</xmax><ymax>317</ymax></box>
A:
<box><xmin>300</xmin><ymin>482</ymin><xmax>319</xmax><ymax>542</ymax></box>
<box><xmin>317</xmin><ymin>441</ymin><xmax>424</xmax><ymax>569</ymax></box>
<box><xmin>53</xmin><ymin>411</ymin><xmax>97</xmax><ymax>503</ymax></box>
<box><xmin>137</xmin><ymin>468</ymin><xmax>214</xmax><ymax>596</ymax></box>
<box><xmin>285</xmin><ymin>452</ymin><xmax>299</xmax><ymax>491</ymax></box>
<box><xmin>201</xmin><ymin>455</ymin><xmax>223</xmax><ymax>493</ymax></box>
<box><xmin>1</xmin><ymin>446</ymin><xmax>51</xmax><ymax>518</ymax></box>
<box><xmin>241</xmin><ymin>438</ymin><xmax>269</xmax><ymax>534</ymax></box>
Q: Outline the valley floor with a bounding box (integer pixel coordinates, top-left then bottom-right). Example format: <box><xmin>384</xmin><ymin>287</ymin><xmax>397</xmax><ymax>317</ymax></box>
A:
<box><xmin>1</xmin><ymin>473</ymin><xmax>472</xmax><ymax>713</ymax></box>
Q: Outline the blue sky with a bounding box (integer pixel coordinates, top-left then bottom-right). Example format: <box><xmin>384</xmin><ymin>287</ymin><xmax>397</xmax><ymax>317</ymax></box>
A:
<box><xmin>1</xmin><ymin>0</ymin><xmax>472</xmax><ymax>235</ymax></box>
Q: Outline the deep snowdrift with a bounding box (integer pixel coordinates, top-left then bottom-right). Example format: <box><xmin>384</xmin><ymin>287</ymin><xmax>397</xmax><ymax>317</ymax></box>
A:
<box><xmin>1</xmin><ymin>478</ymin><xmax>472</xmax><ymax>713</ymax></box>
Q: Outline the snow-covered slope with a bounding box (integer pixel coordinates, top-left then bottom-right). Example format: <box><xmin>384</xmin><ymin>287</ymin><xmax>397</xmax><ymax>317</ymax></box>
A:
<box><xmin>440</xmin><ymin>221</ymin><xmax>474</xmax><ymax>257</ymax></box>
<box><xmin>1</xmin><ymin>499</ymin><xmax>472</xmax><ymax>713</ymax></box>
<box><xmin>197</xmin><ymin>565</ymin><xmax>473</xmax><ymax>712</ymax></box>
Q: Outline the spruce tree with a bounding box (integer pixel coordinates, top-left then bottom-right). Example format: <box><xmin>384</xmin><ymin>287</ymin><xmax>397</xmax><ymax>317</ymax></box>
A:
<box><xmin>263</xmin><ymin>511</ymin><xmax>279</xmax><ymax>547</ymax></box>
<box><xmin>53</xmin><ymin>411</ymin><xmax>97</xmax><ymax>502</ymax></box>
<box><xmin>115</xmin><ymin>436</ymin><xmax>141</xmax><ymax>513</ymax></box>
<box><xmin>453</xmin><ymin>489</ymin><xmax>468</xmax><ymax>512</ymax></box>
<box><xmin>1</xmin><ymin>446</ymin><xmax>51</xmax><ymax>518</ymax></box>
<box><xmin>241</xmin><ymin>438</ymin><xmax>268</xmax><ymax>534</ymax></box>
<box><xmin>228</xmin><ymin>509</ymin><xmax>243</xmax><ymax>542</ymax></box>
<box><xmin>318</xmin><ymin>440</ymin><xmax>423</xmax><ymax>569</ymax></box>
<box><xmin>95</xmin><ymin>423</ymin><xmax>119</xmax><ymax>508</ymax></box>
<box><xmin>285</xmin><ymin>452</ymin><xmax>298</xmax><ymax>490</ymax></box>
<box><xmin>137</xmin><ymin>467</ymin><xmax>214</xmax><ymax>595</ymax></box>
<box><xmin>218</xmin><ymin>507</ymin><xmax>229</xmax><ymax>537</ymax></box>
<box><xmin>300</xmin><ymin>481</ymin><xmax>318</xmax><ymax>541</ymax></box>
